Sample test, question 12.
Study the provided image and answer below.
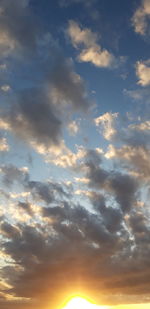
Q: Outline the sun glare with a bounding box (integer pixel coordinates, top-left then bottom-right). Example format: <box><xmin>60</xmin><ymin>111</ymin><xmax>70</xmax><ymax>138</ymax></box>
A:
<box><xmin>62</xmin><ymin>296</ymin><xmax>109</xmax><ymax>309</ymax></box>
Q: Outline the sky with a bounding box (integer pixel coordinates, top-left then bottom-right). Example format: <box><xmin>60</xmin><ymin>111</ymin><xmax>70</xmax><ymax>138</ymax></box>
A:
<box><xmin>0</xmin><ymin>0</ymin><xmax>150</xmax><ymax>308</ymax></box>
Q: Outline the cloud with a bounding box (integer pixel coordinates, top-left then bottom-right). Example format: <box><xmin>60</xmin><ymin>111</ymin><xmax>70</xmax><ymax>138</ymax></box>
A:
<box><xmin>68</xmin><ymin>120</ymin><xmax>79</xmax><ymax>136</ymax></box>
<box><xmin>0</xmin><ymin>0</ymin><xmax>150</xmax><ymax>308</ymax></box>
<box><xmin>0</xmin><ymin>85</ymin><xmax>11</xmax><ymax>92</ymax></box>
<box><xmin>2</xmin><ymin>87</ymin><xmax>62</xmax><ymax>151</ymax></box>
<box><xmin>129</xmin><ymin>120</ymin><xmax>150</xmax><ymax>131</ymax></box>
<box><xmin>0</xmin><ymin>165</ymin><xmax>29</xmax><ymax>187</ymax></box>
<box><xmin>136</xmin><ymin>59</ymin><xmax>150</xmax><ymax>86</ymax></box>
<box><xmin>0</xmin><ymin>138</ymin><xmax>9</xmax><ymax>152</ymax></box>
<box><xmin>67</xmin><ymin>21</ymin><xmax>116</xmax><ymax>68</ymax></box>
<box><xmin>0</xmin><ymin>2</ymin><xmax>90</xmax><ymax>155</ymax></box>
<box><xmin>1</xmin><ymin>61</ymin><xmax>89</xmax><ymax>153</ymax></box>
<box><xmin>0</xmin><ymin>0</ymin><xmax>41</xmax><ymax>57</ymax></box>
<box><xmin>123</xmin><ymin>87</ymin><xmax>150</xmax><ymax>101</ymax></box>
<box><xmin>132</xmin><ymin>0</ymin><xmax>150</xmax><ymax>36</ymax></box>
<box><xmin>49</xmin><ymin>57</ymin><xmax>89</xmax><ymax>111</ymax></box>
<box><xmin>45</xmin><ymin>144</ymin><xmax>88</xmax><ymax>168</ymax></box>
<box><xmin>0</xmin><ymin>162</ymin><xmax>149</xmax><ymax>308</ymax></box>
<box><xmin>0</xmin><ymin>119</ymin><xmax>11</xmax><ymax>131</ymax></box>
<box><xmin>94</xmin><ymin>112</ymin><xmax>118</xmax><ymax>140</ymax></box>
<box><xmin>106</xmin><ymin>144</ymin><xmax>150</xmax><ymax>181</ymax></box>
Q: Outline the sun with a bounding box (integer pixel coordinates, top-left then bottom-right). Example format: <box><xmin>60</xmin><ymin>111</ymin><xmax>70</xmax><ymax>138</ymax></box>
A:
<box><xmin>62</xmin><ymin>296</ymin><xmax>109</xmax><ymax>309</ymax></box>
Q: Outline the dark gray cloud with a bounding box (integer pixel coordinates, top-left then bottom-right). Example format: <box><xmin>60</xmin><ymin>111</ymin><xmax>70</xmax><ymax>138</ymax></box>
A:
<box><xmin>2</xmin><ymin>87</ymin><xmax>62</xmax><ymax>149</ymax></box>
<box><xmin>0</xmin><ymin>146</ymin><xmax>146</xmax><ymax>309</ymax></box>
<box><xmin>0</xmin><ymin>167</ymin><xmax>150</xmax><ymax>308</ymax></box>
<box><xmin>82</xmin><ymin>149</ymin><xmax>138</xmax><ymax>213</ymax></box>
<box><xmin>18</xmin><ymin>201</ymin><xmax>33</xmax><ymax>215</ymax></box>
<box><xmin>0</xmin><ymin>0</ymin><xmax>90</xmax><ymax>152</ymax></box>
<box><xmin>109</xmin><ymin>173</ymin><xmax>138</xmax><ymax>213</ymax></box>
<box><xmin>27</xmin><ymin>180</ymin><xmax>69</xmax><ymax>204</ymax></box>
<box><xmin>1</xmin><ymin>197</ymin><xmax>150</xmax><ymax>308</ymax></box>
<box><xmin>0</xmin><ymin>164</ymin><xmax>29</xmax><ymax>187</ymax></box>
<box><xmin>89</xmin><ymin>192</ymin><xmax>122</xmax><ymax>233</ymax></box>
<box><xmin>0</xmin><ymin>0</ymin><xmax>41</xmax><ymax>57</ymax></box>
<box><xmin>49</xmin><ymin>57</ymin><xmax>90</xmax><ymax>111</ymax></box>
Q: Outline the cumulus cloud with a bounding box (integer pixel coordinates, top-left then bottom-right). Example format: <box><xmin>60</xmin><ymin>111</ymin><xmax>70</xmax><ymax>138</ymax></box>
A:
<box><xmin>1</xmin><ymin>87</ymin><xmax>62</xmax><ymax>151</ymax></box>
<box><xmin>82</xmin><ymin>151</ymin><xmax>138</xmax><ymax>213</ymax></box>
<box><xmin>136</xmin><ymin>59</ymin><xmax>150</xmax><ymax>86</ymax></box>
<box><xmin>68</xmin><ymin>120</ymin><xmax>79</xmax><ymax>136</ymax></box>
<box><xmin>0</xmin><ymin>1</ymin><xmax>90</xmax><ymax>155</ymax></box>
<box><xmin>132</xmin><ymin>0</ymin><xmax>150</xmax><ymax>36</ymax></box>
<box><xmin>49</xmin><ymin>58</ymin><xmax>89</xmax><ymax>111</ymax></box>
<box><xmin>67</xmin><ymin>21</ymin><xmax>116</xmax><ymax>68</ymax></box>
<box><xmin>45</xmin><ymin>144</ymin><xmax>88</xmax><ymax>168</ymax></box>
<box><xmin>0</xmin><ymin>137</ymin><xmax>9</xmax><ymax>152</ymax></box>
<box><xmin>0</xmin><ymin>84</ymin><xmax>11</xmax><ymax>92</ymax></box>
<box><xmin>0</xmin><ymin>157</ymin><xmax>149</xmax><ymax>308</ymax></box>
<box><xmin>94</xmin><ymin>112</ymin><xmax>118</xmax><ymax>140</ymax></box>
<box><xmin>1</xmin><ymin>59</ymin><xmax>90</xmax><ymax>153</ymax></box>
<box><xmin>0</xmin><ymin>165</ymin><xmax>29</xmax><ymax>188</ymax></box>
<box><xmin>105</xmin><ymin>144</ymin><xmax>150</xmax><ymax>181</ymax></box>
<box><xmin>0</xmin><ymin>0</ymin><xmax>43</xmax><ymax>58</ymax></box>
<box><xmin>0</xmin><ymin>1</ymin><xmax>150</xmax><ymax>308</ymax></box>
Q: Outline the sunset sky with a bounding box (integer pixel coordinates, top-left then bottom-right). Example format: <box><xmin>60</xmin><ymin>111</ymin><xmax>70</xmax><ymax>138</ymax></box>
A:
<box><xmin>0</xmin><ymin>0</ymin><xmax>150</xmax><ymax>308</ymax></box>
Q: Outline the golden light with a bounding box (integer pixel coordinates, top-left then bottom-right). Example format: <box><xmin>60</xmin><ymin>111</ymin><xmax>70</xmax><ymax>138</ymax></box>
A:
<box><xmin>62</xmin><ymin>296</ymin><xmax>110</xmax><ymax>309</ymax></box>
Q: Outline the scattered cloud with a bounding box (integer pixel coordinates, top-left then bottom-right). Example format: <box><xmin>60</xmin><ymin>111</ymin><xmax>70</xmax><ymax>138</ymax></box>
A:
<box><xmin>129</xmin><ymin>120</ymin><xmax>150</xmax><ymax>131</ymax></box>
<box><xmin>136</xmin><ymin>59</ymin><xmax>150</xmax><ymax>86</ymax></box>
<box><xmin>49</xmin><ymin>58</ymin><xmax>89</xmax><ymax>111</ymax></box>
<box><xmin>132</xmin><ymin>0</ymin><xmax>150</xmax><ymax>36</ymax></box>
<box><xmin>1</xmin><ymin>60</ymin><xmax>89</xmax><ymax>153</ymax></box>
<box><xmin>0</xmin><ymin>0</ymin><xmax>150</xmax><ymax>308</ymax></box>
<box><xmin>67</xmin><ymin>21</ymin><xmax>116</xmax><ymax>68</ymax></box>
<box><xmin>68</xmin><ymin>120</ymin><xmax>79</xmax><ymax>136</ymax></box>
<box><xmin>0</xmin><ymin>137</ymin><xmax>9</xmax><ymax>152</ymax></box>
<box><xmin>0</xmin><ymin>84</ymin><xmax>11</xmax><ymax>92</ymax></box>
<box><xmin>94</xmin><ymin>112</ymin><xmax>118</xmax><ymax>140</ymax></box>
<box><xmin>105</xmin><ymin>144</ymin><xmax>150</xmax><ymax>181</ymax></box>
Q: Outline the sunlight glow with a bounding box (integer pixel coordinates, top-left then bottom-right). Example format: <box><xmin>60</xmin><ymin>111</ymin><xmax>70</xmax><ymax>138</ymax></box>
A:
<box><xmin>62</xmin><ymin>296</ymin><xmax>109</xmax><ymax>309</ymax></box>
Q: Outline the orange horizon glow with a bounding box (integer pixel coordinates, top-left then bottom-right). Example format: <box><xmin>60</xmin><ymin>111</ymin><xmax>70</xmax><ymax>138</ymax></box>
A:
<box><xmin>60</xmin><ymin>295</ymin><xmax>150</xmax><ymax>309</ymax></box>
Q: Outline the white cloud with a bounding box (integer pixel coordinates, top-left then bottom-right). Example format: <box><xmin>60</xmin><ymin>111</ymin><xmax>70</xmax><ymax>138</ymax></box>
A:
<box><xmin>129</xmin><ymin>120</ymin><xmax>150</xmax><ymax>131</ymax></box>
<box><xmin>67</xmin><ymin>21</ymin><xmax>116</xmax><ymax>68</ymax></box>
<box><xmin>68</xmin><ymin>120</ymin><xmax>79</xmax><ymax>136</ymax></box>
<box><xmin>79</xmin><ymin>46</ymin><xmax>115</xmax><ymax>68</ymax></box>
<box><xmin>1</xmin><ymin>85</ymin><xmax>11</xmax><ymax>92</ymax></box>
<box><xmin>0</xmin><ymin>31</ymin><xmax>16</xmax><ymax>57</ymax></box>
<box><xmin>45</xmin><ymin>143</ymin><xmax>86</xmax><ymax>168</ymax></box>
<box><xmin>0</xmin><ymin>138</ymin><xmax>9</xmax><ymax>152</ymax></box>
<box><xmin>94</xmin><ymin>112</ymin><xmax>118</xmax><ymax>140</ymax></box>
<box><xmin>0</xmin><ymin>118</ymin><xmax>11</xmax><ymax>130</ymax></box>
<box><xmin>132</xmin><ymin>0</ymin><xmax>150</xmax><ymax>35</ymax></box>
<box><xmin>136</xmin><ymin>59</ymin><xmax>150</xmax><ymax>86</ymax></box>
<box><xmin>105</xmin><ymin>144</ymin><xmax>150</xmax><ymax>180</ymax></box>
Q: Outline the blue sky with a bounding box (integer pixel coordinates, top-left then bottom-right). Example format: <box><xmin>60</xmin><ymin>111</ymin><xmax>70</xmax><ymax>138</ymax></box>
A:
<box><xmin>0</xmin><ymin>1</ymin><xmax>150</xmax><ymax>308</ymax></box>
